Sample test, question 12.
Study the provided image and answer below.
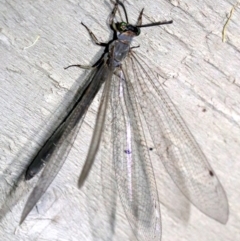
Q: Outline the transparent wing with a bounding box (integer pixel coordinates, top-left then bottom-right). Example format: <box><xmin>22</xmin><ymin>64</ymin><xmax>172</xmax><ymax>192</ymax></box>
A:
<box><xmin>20</xmin><ymin>108</ymin><xmax>86</xmax><ymax>223</ymax></box>
<box><xmin>21</xmin><ymin>63</ymin><xmax>108</xmax><ymax>223</ymax></box>
<box><xmin>100</xmin><ymin>98</ymin><xmax>118</xmax><ymax>236</ymax></box>
<box><xmin>78</xmin><ymin>67</ymin><xmax>112</xmax><ymax>187</ymax></box>
<box><xmin>126</xmin><ymin>51</ymin><xmax>229</xmax><ymax>224</ymax></box>
<box><xmin>85</xmin><ymin>85</ymin><xmax>118</xmax><ymax>240</ymax></box>
<box><xmin>111</xmin><ymin>68</ymin><xmax>161</xmax><ymax>240</ymax></box>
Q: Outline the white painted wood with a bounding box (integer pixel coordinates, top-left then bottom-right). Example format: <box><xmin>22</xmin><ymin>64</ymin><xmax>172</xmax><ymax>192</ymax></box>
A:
<box><xmin>0</xmin><ymin>0</ymin><xmax>239</xmax><ymax>240</ymax></box>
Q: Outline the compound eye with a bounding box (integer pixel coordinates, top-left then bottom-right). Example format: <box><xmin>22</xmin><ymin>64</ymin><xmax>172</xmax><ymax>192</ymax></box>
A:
<box><xmin>117</xmin><ymin>22</ymin><xmax>127</xmax><ymax>32</ymax></box>
<box><xmin>120</xmin><ymin>22</ymin><xmax>127</xmax><ymax>31</ymax></box>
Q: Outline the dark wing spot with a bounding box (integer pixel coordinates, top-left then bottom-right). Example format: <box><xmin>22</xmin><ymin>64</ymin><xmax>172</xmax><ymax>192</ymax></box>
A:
<box><xmin>124</xmin><ymin>149</ymin><xmax>131</xmax><ymax>154</ymax></box>
<box><xmin>209</xmin><ymin>170</ymin><xmax>214</xmax><ymax>176</ymax></box>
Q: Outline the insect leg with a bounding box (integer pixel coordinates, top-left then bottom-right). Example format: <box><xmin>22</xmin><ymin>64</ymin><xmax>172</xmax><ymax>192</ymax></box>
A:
<box><xmin>136</xmin><ymin>8</ymin><xmax>144</xmax><ymax>25</ymax></box>
<box><xmin>64</xmin><ymin>64</ymin><xmax>96</xmax><ymax>70</ymax></box>
<box><xmin>109</xmin><ymin>0</ymin><xmax>119</xmax><ymax>26</ymax></box>
<box><xmin>81</xmin><ymin>22</ymin><xmax>107</xmax><ymax>47</ymax></box>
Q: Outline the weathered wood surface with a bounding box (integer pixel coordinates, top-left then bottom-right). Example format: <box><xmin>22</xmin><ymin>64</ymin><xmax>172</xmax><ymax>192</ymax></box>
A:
<box><xmin>0</xmin><ymin>0</ymin><xmax>239</xmax><ymax>240</ymax></box>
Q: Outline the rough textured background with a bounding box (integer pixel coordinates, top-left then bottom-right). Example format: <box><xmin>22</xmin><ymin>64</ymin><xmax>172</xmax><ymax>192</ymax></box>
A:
<box><xmin>0</xmin><ymin>0</ymin><xmax>239</xmax><ymax>240</ymax></box>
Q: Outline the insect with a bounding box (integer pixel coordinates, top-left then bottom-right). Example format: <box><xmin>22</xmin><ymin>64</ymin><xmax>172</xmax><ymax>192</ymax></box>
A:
<box><xmin>17</xmin><ymin>0</ymin><xmax>229</xmax><ymax>240</ymax></box>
